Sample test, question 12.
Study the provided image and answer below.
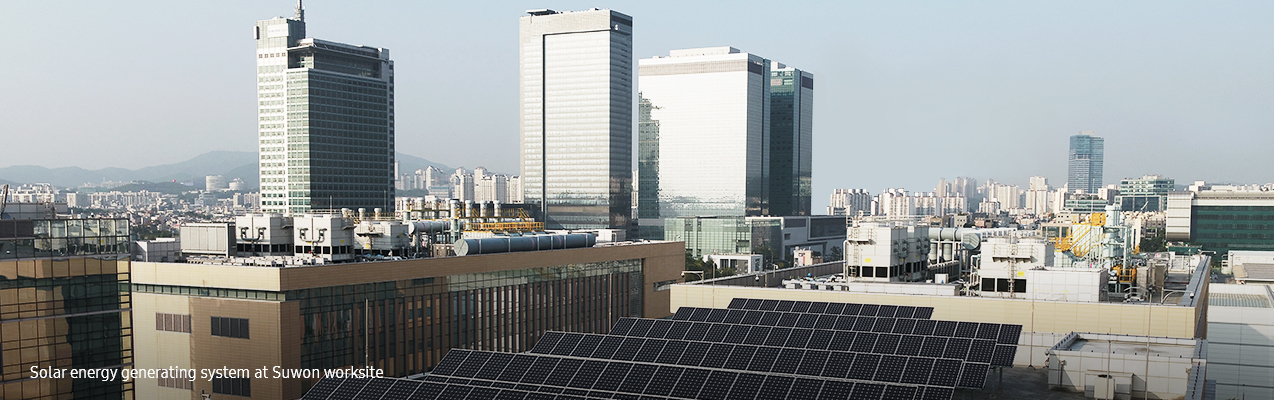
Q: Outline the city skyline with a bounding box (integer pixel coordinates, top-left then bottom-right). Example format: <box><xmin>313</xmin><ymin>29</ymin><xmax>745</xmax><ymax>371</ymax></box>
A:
<box><xmin>3</xmin><ymin>1</ymin><xmax>1273</xmax><ymax>212</ymax></box>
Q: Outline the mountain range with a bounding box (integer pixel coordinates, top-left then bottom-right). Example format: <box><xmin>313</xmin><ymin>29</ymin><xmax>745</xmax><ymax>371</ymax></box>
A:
<box><xmin>0</xmin><ymin>151</ymin><xmax>453</xmax><ymax>190</ymax></box>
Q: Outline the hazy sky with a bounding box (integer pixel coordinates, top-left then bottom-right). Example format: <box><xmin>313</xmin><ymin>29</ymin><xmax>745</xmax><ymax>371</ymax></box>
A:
<box><xmin>2</xmin><ymin>1</ymin><xmax>1271</xmax><ymax>211</ymax></box>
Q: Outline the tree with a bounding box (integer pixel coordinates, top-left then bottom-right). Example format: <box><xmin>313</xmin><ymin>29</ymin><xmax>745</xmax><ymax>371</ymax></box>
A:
<box><xmin>1139</xmin><ymin>232</ymin><xmax>1167</xmax><ymax>253</ymax></box>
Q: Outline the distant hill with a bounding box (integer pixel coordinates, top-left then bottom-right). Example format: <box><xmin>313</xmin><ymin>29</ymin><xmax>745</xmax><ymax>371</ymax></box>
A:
<box><xmin>0</xmin><ymin>150</ymin><xmax>453</xmax><ymax>189</ymax></box>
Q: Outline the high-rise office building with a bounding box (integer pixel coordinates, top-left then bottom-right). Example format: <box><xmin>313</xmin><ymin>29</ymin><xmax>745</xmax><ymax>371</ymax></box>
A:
<box><xmin>256</xmin><ymin>2</ymin><xmax>395</xmax><ymax>214</ymax></box>
<box><xmin>1068</xmin><ymin>132</ymin><xmax>1104</xmax><ymax>194</ymax></box>
<box><xmin>519</xmin><ymin>9</ymin><xmax>633</xmax><ymax>230</ymax></box>
<box><xmin>768</xmin><ymin>62</ymin><xmax>814</xmax><ymax>216</ymax></box>
<box><xmin>637</xmin><ymin>47</ymin><xmax>772</xmax><ymax>221</ymax></box>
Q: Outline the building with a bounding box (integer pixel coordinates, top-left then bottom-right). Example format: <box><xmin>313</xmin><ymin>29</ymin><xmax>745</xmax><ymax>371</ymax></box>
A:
<box><xmin>1067</xmin><ymin>131</ymin><xmax>1104</xmax><ymax>194</ymax></box>
<box><xmin>129</xmin><ymin>241</ymin><xmax>682</xmax><ymax>399</ymax></box>
<box><xmin>449</xmin><ymin>167</ymin><xmax>474</xmax><ymax>202</ymax></box>
<box><xmin>768</xmin><ymin>62</ymin><xmax>814</xmax><ymax>217</ymax></box>
<box><xmin>205</xmin><ymin>175</ymin><xmax>228</xmax><ymax>191</ymax></box>
<box><xmin>637</xmin><ymin>47</ymin><xmax>772</xmax><ymax>222</ymax></box>
<box><xmin>519</xmin><ymin>9</ymin><xmax>633</xmax><ymax>230</ymax></box>
<box><xmin>1207</xmin><ymin>283</ymin><xmax>1274</xmax><ymax>399</ymax></box>
<box><xmin>1024</xmin><ymin>176</ymin><xmax>1050</xmax><ymax>215</ymax></box>
<box><xmin>827</xmin><ymin>189</ymin><xmax>872</xmax><ymax>217</ymax></box>
<box><xmin>1165</xmin><ymin>183</ymin><xmax>1274</xmax><ymax>253</ymax></box>
<box><xmin>256</xmin><ymin>2</ymin><xmax>395</xmax><ymax>214</ymax></box>
<box><xmin>1063</xmin><ymin>194</ymin><xmax>1108</xmax><ymax>214</ymax></box>
<box><xmin>666</xmin><ymin>215</ymin><xmax>846</xmax><ymax>266</ymax></box>
<box><xmin>1116</xmin><ymin>174</ymin><xmax>1174</xmax><ymax>212</ymax></box>
<box><xmin>1</xmin><ymin>217</ymin><xmax>134</xmax><ymax>399</ymax></box>
<box><xmin>475</xmin><ymin>173</ymin><xmax>508</xmax><ymax>203</ymax></box>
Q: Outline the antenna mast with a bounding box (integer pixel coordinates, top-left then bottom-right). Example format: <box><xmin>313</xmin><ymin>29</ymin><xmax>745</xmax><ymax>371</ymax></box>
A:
<box><xmin>294</xmin><ymin>0</ymin><xmax>305</xmax><ymax>22</ymax></box>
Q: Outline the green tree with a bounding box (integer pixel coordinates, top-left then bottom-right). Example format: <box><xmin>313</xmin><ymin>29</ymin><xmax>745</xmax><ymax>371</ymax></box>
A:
<box><xmin>1139</xmin><ymin>232</ymin><xmax>1167</xmax><ymax>253</ymax></box>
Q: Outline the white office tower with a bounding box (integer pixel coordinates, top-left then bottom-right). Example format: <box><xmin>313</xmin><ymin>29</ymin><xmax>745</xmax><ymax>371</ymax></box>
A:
<box><xmin>519</xmin><ymin>9</ymin><xmax>633</xmax><ymax>229</ymax></box>
<box><xmin>255</xmin><ymin>1</ymin><xmax>395</xmax><ymax>215</ymax></box>
<box><xmin>637</xmin><ymin>47</ymin><xmax>772</xmax><ymax>218</ymax></box>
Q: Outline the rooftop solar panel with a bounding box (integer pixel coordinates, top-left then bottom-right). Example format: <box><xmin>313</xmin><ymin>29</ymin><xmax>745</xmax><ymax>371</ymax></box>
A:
<box><xmin>300</xmin><ymin>377</ymin><xmax>343</xmax><ymax>399</ymax></box>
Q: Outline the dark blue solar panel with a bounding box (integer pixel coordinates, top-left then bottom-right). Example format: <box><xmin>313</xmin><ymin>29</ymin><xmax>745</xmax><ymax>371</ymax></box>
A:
<box><xmin>759</xmin><ymin>299</ymin><xmax>780</xmax><ymax>311</ymax></box>
<box><xmin>301</xmin><ymin>377</ymin><xmax>343</xmax><ymax>399</ymax></box>
<box><xmin>532</xmin><ymin>333</ymin><xmax>564</xmax><ymax>354</ymax></box>
<box><xmin>873</xmin><ymin>334</ymin><xmax>901</xmax><ymax>354</ymax></box>
<box><xmin>744</xmin><ymin>326</ymin><xmax>772</xmax><ymax>345</ymax></box>
<box><xmin>475</xmin><ymin>353</ymin><xmax>514</xmax><ymax>380</ymax></box>
<box><xmin>591</xmin><ymin>363</ymin><xmax>629</xmax><ymax>392</ymax></box>
<box><xmin>771</xmin><ymin>349</ymin><xmax>804</xmax><ymax>374</ymax></box>
<box><xmin>808</xmin><ymin>302</ymin><xmax>830</xmax><ymax>314</ymax></box>
<box><xmin>921</xmin><ymin>386</ymin><xmax>954</xmax><ymax>400</ymax></box>
<box><xmin>796</xmin><ymin>350</ymin><xmax>830</xmax><ymax>376</ymax></box>
<box><xmin>933</xmin><ymin>320</ymin><xmax>958</xmax><ymax>337</ymax></box>
<box><xmin>683</xmin><ymin>322</ymin><xmax>710</xmax><ymax>341</ymax></box>
<box><xmin>807</xmin><ymin>329</ymin><xmax>834</xmax><ymax>350</ymax></box>
<box><xmin>854</xmin><ymin>316</ymin><xmax>877</xmax><ymax>331</ymax></box>
<box><xmin>997</xmin><ymin>324</ymin><xmax>1022</xmax><ymax>345</ymax></box>
<box><xmin>542</xmin><ymin>358</ymin><xmax>582</xmax><ymax>387</ymax></box>
<box><xmin>900</xmin><ymin>357</ymin><xmax>934</xmax><ymax>385</ymax></box>
<box><xmin>958</xmin><ymin>363</ymin><xmax>990</xmax><ymax>389</ymax></box>
<box><xmin>548</xmin><ymin>334</ymin><xmax>580</xmax><ymax>356</ymax></box>
<box><xmin>976</xmin><ymin>323</ymin><xmax>1000</xmax><ymax>340</ymax></box>
<box><xmin>632</xmin><ymin>339</ymin><xmax>666</xmax><ymax>363</ymax></box>
<box><xmin>688</xmin><ymin>308</ymin><xmax>711</xmax><ymax>321</ymax></box>
<box><xmin>860</xmin><ymin>304</ymin><xmax>881</xmax><ymax>316</ymax></box>
<box><xmin>777</xmin><ymin>312</ymin><xmax>800</xmax><ymax>327</ymax></box>
<box><xmin>992</xmin><ymin>345</ymin><xmax>1017</xmax><ymax>367</ymax></box>
<box><xmin>912</xmin><ymin>319</ymin><xmax>937</xmax><ymax>336</ymax></box>
<box><xmin>873</xmin><ymin>317</ymin><xmax>896</xmax><ymax>333</ymax></box>
<box><xmin>432</xmin><ymin>350</ymin><xmax>471</xmax><ymax>376</ymax></box>
<box><xmin>698</xmin><ymin>370</ymin><xmax>738</xmax><ymax>400</ymax></box>
<box><xmin>881</xmin><ymin>385</ymin><xmax>917</xmax><ymax>400</ymax></box>
<box><xmin>465</xmin><ymin>386</ymin><xmax>500</xmax><ymax>399</ymax></box>
<box><xmin>724</xmin><ymin>345</ymin><xmax>758</xmax><ymax>370</ymax></box>
<box><xmin>819</xmin><ymin>380</ymin><xmax>855</xmax><ymax>400</ymax></box>
<box><xmin>895</xmin><ymin>306</ymin><xmax>916</xmax><ymax>319</ymax></box>
<box><xmin>968</xmin><ymin>339</ymin><xmax>995</xmax><ymax>364</ymax></box>
<box><xmin>874</xmin><ymin>355</ymin><xmax>907</xmax><ymax>383</ymax></box>
<box><xmin>842</xmin><ymin>303</ymin><xmax>863</xmax><ymax>315</ymax></box>
<box><xmin>699</xmin><ymin>343</ymin><xmax>733</xmax><ymax>368</ymax></box>
<box><xmin>454</xmin><ymin>352</ymin><xmax>491</xmax><ymax>377</ymax></box>
<box><xmin>672</xmin><ymin>307</ymin><xmax>694</xmax><ymax>320</ymax></box>
<box><xmin>569</xmin><ymin>335</ymin><xmax>604</xmax><ymax>358</ymax></box>
<box><xmin>765</xmin><ymin>327</ymin><xmax>792</xmax><ymax>347</ymax></box>
<box><xmin>610</xmin><ymin>338</ymin><xmax>645</xmax><ymax>361</ymax></box>
<box><xmin>796</xmin><ymin>313</ymin><xmax>819</xmax><ymax>328</ymax></box>
<box><xmin>822</xmin><ymin>351</ymin><xmax>855</xmax><ymax>379</ymax></box>
<box><xmin>955</xmin><ymin>322</ymin><xmax>978</xmax><ymax>338</ymax></box>
<box><xmin>647</xmin><ymin>319</ymin><xmax>674</xmax><ymax>338</ymax></box>
<box><xmin>592</xmin><ymin>336</ymin><xmax>624</xmax><ymax>359</ymax></box>
<box><xmin>892</xmin><ymin>318</ymin><xmax>916</xmax><ymax>335</ymax></box>
<box><xmin>723</xmin><ymin>309</ymin><xmax>748</xmax><ymax>324</ymax></box>
<box><xmin>851</xmin><ymin>332</ymin><xmax>879</xmax><ymax>353</ymax></box>
<box><xmin>894</xmin><ymin>335</ymin><xmax>922</xmax><ymax>356</ymax></box>
<box><xmin>919</xmin><ymin>336</ymin><xmax>947</xmax><ymax>358</ymax></box>
<box><xmin>742</xmin><ymin>298</ymin><xmax>764</xmax><ymax>310</ymax></box>
<box><xmin>791</xmin><ymin>301</ymin><xmax>812</xmax><ymax>313</ymax></box>
<box><xmin>847</xmin><ymin>353</ymin><xmax>880</xmax><ymax>381</ymax></box>
<box><xmin>815</xmin><ymin>314</ymin><xmax>838</xmax><ymax>330</ymax></box>
<box><xmin>758</xmin><ymin>311</ymin><xmax>782</xmax><ymax>326</ymax></box>
<box><xmin>655</xmin><ymin>340</ymin><xmax>688</xmax><ymax>364</ymax></box>
<box><xmin>498</xmin><ymin>355</ymin><xmax>536</xmax><ymax>382</ymax></box>
<box><xmin>789</xmin><ymin>377</ymin><xmax>824</xmax><ymax>399</ymax></box>
<box><xmin>520</xmin><ymin>357</ymin><xmax>558</xmax><ymax>384</ymax></box>
<box><xmin>877</xmin><ymin>305</ymin><xmax>898</xmax><ymax>318</ymax></box>
<box><xmin>757</xmin><ymin>375</ymin><xmax>794</xmax><ymax>400</ymax></box>
<box><xmin>610</xmin><ymin>319</ymin><xmax>636</xmax><ymax>336</ymax></box>
<box><xmin>741</xmin><ymin>310</ymin><xmax>765</xmax><ymax>325</ymax></box>
<box><xmin>775</xmin><ymin>300</ymin><xmax>795</xmax><ymax>312</ymax></box>
<box><xmin>724</xmin><ymin>325</ymin><xmax>751</xmax><ymax>343</ymax></box>
<box><xmin>828</xmin><ymin>331</ymin><xmax>856</xmax><ymax>352</ymax></box>
<box><xmin>627</xmin><ymin>319</ymin><xmax>654</xmax><ymax>337</ymax></box>
<box><xmin>748</xmin><ymin>346</ymin><xmax>780</xmax><ymax>372</ymax></box>
<box><xmin>728</xmin><ymin>298</ymin><xmax>748</xmax><ymax>309</ymax></box>
<box><xmin>643</xmin><ymin>366</ymin><xmax>683</xmax><ymax>396</ymax></box>
<box><xmin>678</xmin><ymin>341</ymin><xmax>710</xmax><ymax>366</ymax></box>
<box><xmin>850</xmin><ymin>382</ymin><xmax>884</xmax><ymax>400</ymax></box>
<box><xmin>786</xmin><ymin>328</ymin><xmax>813</xmax><ymax>347</ymax></box>
<box><xmin>727</xmin><ymin>373</ymin><xmax>766</xmax><ymax>400</ymax></box>
<box><xmin>566</xmin><ymin>360</ymin><xmax>607</xmax><ymax>389</ymax></box>
<box><xmin>666</xmin><ymin>320</ymin><xmax>692</xmax><ymax>340</ymax></box>
<box><xmin>943</xmin><ymin>338</ymin><xmax>971</xmax><ymax>360</ymax></box>
<box><xmin>617</xmin><ymin>364</ymin><xmax>656</xmax><ymax>394</ymax></box>
<box><xmin>825</xmin><ymin>303</ymin><xmax>847</xmax><ymax>315</ymax></box>
<box><xmin>669</xmin><ymin>368</ymin><xmax>709</xmax><ymax>398</ymax></box>
<box><xmin>913</xmin><ymin>307</ymin><xmax>934</xmax><ymax>319</ymax></box>
<box><xmin>929</xmin><ymin>359</ymin><xmax>961</xmax><ymax>387</ymax></box>
<box><xmin>705</xmin><ymin>309</ymin><xmax>728</xmax><ymax>322</ymax></box>
<box><xmin>410</xmin><ymin>382</ymin><xmax>446</xmax><ymax>399</ymax></box>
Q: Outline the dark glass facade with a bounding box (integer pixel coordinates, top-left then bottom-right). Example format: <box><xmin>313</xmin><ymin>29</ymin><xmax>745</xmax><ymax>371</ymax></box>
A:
<box><xmin>1190</xmin><ymin>205</ymin><xmax>1274</xmax><ymax>253</ymax></box>
<box><xmin>0</xmin><ymin>219</ymin><xmax>133</xmax><ymax>400</ymax></box>
<box><xmin>1068</xmin><ymin>134</ymin><xmax>1104</xmax><ymax>193</ymax></box>
<box><xmin>768</xmin><ymin>68</ymin><xmax>813</xmax><ymax>216</ymax></box>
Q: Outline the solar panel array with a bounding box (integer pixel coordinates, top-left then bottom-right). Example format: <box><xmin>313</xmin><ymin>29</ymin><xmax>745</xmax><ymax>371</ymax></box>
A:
<box><xmin>671</xmin><ymin>307</ymin><xmax>1020</xmax><ymax>368</ymax></box>
<box><xmin>302</xmin><ymin>299</ymin><xmax>1022</xmax><ymax>400</ymax></box>
<box><xmin>300</xmin><ymin>376</ymin><xmax>617</xmax><ymax>400</ymax></box>
<box><xmin>726</xmin><ymin>298</ymin><xmax>935</xmax><ymax>319</ymax></box>
<box><xmin>423</xmin><ymin>348</ymin><xmax>955</xmax><ymax>400</ymax></box>
<box><xmin>528</xmin><ymin>331</ymin><xmax>987</xmax><ymax>389</ymax></box>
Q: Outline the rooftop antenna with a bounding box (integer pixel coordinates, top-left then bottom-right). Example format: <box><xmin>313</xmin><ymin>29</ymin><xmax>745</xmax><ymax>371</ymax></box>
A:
<box><xmin>294</xmin><ymin>0</ymin><xmax>305</xmax><ymax>22</ymax></box>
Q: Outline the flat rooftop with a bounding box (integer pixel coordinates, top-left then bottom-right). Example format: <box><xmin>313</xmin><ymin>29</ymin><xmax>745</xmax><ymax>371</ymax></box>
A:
<box><xmin>1066</xmin><ymin>338</ymin><xmax>1196</xmax><ymax>359</ymax></box>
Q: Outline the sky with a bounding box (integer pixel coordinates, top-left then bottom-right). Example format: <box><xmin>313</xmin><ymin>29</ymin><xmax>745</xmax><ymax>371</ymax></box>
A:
<box><xmin>2</xmin><ymin>1</ymin><xmax>1271</xmax><ymax>211</ymax></box>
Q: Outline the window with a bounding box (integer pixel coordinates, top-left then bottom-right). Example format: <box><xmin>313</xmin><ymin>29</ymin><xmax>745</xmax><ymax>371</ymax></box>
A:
<box><xmin>156</xmin><ymin>313</ymin><xmax>192</xmax><ymax>333</ymax></box>
<box><xmin>211</xmin><ymin>317</ymin><xmax>250</xmax><ymax>339</ymax></box>
<box><xmin>212</xmin><ymin>377</ymin><xmax>251</xmax><ymax>397</ymax></box>
<box><xmin>159</xmin><ymin>377</ymin><xmax>193</xmax><ymax>390</ymax></box>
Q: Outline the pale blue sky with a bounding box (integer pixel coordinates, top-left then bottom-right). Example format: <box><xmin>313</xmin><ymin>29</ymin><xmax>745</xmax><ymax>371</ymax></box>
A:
<box><xmin>2</xmin><ymin>1</ymin><xmax>1271</xmax><ymax>211</ymax></box>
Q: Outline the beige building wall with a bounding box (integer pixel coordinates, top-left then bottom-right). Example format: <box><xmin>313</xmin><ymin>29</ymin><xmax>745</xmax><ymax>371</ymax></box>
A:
<box><xmin>671</xmin><ymin>285</ymin><xmax>1201</xmax><ymax>367</ymax></box>
<box><xmin>131</xmin><ymin>242</ymin><xmax>684</xmax><ymax>399</ymax></box>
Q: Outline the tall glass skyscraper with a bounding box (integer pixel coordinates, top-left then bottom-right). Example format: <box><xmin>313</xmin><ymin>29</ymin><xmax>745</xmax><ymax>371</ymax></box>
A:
<box><xmin>256</xmin><ymin>2</ymin><xmax>395</xmax><ymax>215</ymax></box>
<box><xmin>1068</xmin><ymin>132</ymin><xmax>1104</xmax><ymax>194</ymax></box>
<box><xmin>519</xmin><ymin>9</ymin><xmax>633</xmax><ymax>230</ymax></box>
<box><xmin>637</xmin><ymin>47</ymin><xmax>773</xmax><ymax>222</ymax></box>
<box><xmin>768</xmin><ymin>62</ymin><xmax>814</xmax><ymax>216</ymax></box>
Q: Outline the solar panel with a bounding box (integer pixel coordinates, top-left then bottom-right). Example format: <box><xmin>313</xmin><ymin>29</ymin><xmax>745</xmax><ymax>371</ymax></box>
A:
<box><xmin>643</xmin><ymin>365</ymin><xmax>683</xmax><ymax>396</ymax></box>
<box><xmin>647</xmin><ymin>319</ymin><xmax>674</xmax><ymax>338</ymax></box>
<box><xmin>929</xmin><ymin>359</ymin><xmax>962</xmax><ymax>387</ymax></box>
<box><xmin>699</xmin><ymin>370</ymin><xmax>738</xmax><ymax>400</ymax></box>
<box><xmin>795</xmin><ymin>349</ymin><xmax>830</xmax><ymax>376</ymax></box>
<box><xmin>958</xmin><ymin>363</ymin><xmax>991</xmax><ymax>389</ymax></box>
<box><xmin>748</xmin><ymin>346</ymin><xmax>780</xmax><ymax>372</ymax></box>
<box><xmin>655</xmin><ymin>340</ymin><xmax>688</xmax><ymax>365</ymax></box>
<box><xmin>475</xmin><ymin>353</ymin><xmax>515</xmax><ymax>380</ymax></box>
<box><xmin>791</xmin><ymin>300</ymin><xmax>813</xmax><ymax>313</ymax></box>
<box><xmin>992</xmin><ymin>344</ymin><xmax>1017</xmax><ymax>367</ymax></box>
<box><xmin>729</xmin><ymin>298</ymin><xmax>748</xmax><ymax>309</ymax></box>
<box><xmin>742</xmin><ymin>298</ymin><xmax>764</xmax><ymax>310</ymax></box>
<box><xmin>670</xmin><ymin>368</ymin><xmax>708</xmax><ymax>398</ymax></box>
<box><xmin>808</xmin><ymin>301</ymin><xmax>830</xmax><ymax>314</ymax></box>
<box><xmin>727</xmin><ymin>372</ymin><xmax>766</xmax><ymax>400</ymax></box>
<box><xmin>771</xmin><ymin>349</ymin><xmax>804</xmax><ymax>374</ymax></box>
<box><xmin>847</xmin><ymin>353</ymin><xmax>880</xmax><ymax>381</ymax></box>
<box><xmin>432</xmin><ymin>349</ymin><xmax>470</xmax><ymax>376</ymax></box>
<box><xmin>569</xmin><ymin>335</ymin><xmax>604</xmax><ymax>358</ymax></box>
<box><xmin>627</xmin><ymin>319</ymin><xmax>654</xmax><ymax>337</ymax></box>
<box><xmin>609</xmin><ymin>318</ymin><xmax>636</xmax><ymax>335</ymax></box>
<box><xmin>632</xmin><ymin>339</ymin><xmax>666</xmax><ymax>363</ymax></box>
<box><xmin>882</xmin><ymin>385</ymin><xmax>917</xmax><ymax>400</ymax></box>
<box><xmin>300</xmin><ymin>377</ymin><xmax>342</xmax><ymax>399</ymax></box>
<box><xmin>757</xmin><ymin>375</ymin><xmax>794</xmax><ymax>399</ymax></box>
<box><xmin>724</xmin><ymin>345</ymin><xmax>757</xmax><ymax>370</ymax></box>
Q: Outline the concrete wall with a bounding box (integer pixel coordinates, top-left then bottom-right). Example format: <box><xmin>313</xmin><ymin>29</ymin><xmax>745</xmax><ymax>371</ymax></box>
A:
<box><xmin>670</xmin><ymin>285</ymin><xmax>1202</xmax><ymax>368</ymax></box>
